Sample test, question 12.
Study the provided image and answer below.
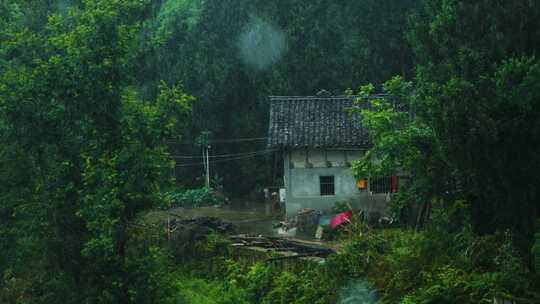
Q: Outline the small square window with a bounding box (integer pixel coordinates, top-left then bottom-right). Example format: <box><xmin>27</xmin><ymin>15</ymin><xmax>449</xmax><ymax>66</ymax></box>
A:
<box><xmin>320</xmin><ymin>176</ymin><xmax>335</xmax><ymax>196</ymax></box>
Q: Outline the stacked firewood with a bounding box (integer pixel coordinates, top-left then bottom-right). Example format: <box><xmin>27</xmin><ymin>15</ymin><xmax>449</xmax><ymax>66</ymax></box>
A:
<box><xmin>229</xmin><ymin>234</ymin><xmax>334</xmax><ymax>258</ymax></box>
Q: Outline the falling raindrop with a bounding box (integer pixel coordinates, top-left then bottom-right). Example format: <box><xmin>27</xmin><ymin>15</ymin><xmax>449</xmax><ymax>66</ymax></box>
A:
<box><xmin>238</xmin><ymin>17</ymin><xmax>287</xmax><ymax>70</ymax></box>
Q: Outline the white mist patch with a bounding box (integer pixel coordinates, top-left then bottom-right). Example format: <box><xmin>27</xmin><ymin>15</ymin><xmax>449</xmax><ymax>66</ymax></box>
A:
<box><xmin>338</xmin><ymin>279</ymin><xmax>378</xmax><ymax>304</ymax></box>
<box><xmin>238</xmin><ymin>17</ymin><xmax>287</xmax><ymax>70</ymax></box>
<box><xmin>55</xmin><ymin>0</ymin><xmax>72</xmax><ymax>13</ymax></box>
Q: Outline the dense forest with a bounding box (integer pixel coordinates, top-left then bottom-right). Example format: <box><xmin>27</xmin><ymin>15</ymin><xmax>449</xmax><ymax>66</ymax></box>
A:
<box><xmin>1</xmin><ymin>0</ymin><xmax>540</xmax><ymax>303</ymax></box>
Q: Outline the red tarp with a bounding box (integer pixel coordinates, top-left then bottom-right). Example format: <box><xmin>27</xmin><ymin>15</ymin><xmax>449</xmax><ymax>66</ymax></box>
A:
<box><xmin>330</xmin><ymin>211</ymin><xmax>353</xmax><ymax>230</ymax></box>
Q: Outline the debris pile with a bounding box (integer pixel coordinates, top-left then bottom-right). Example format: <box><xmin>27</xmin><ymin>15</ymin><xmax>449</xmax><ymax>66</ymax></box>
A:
<box><xmin>230</xmin><ymin>234</ymin><xmax>334</xmax><ymax>259</ymax></box>
<box><xmin>168</xmin><ymin>216</ymin><xmax>234</xmax><ymax>241</ymax></box>
<box><xmin>171</xmin><ymin>216</ymin><xmax>233</xmax><ymax>232</ymax></box>
<box><xmin>273</xmin><ymin>220</ymin><xmax>297</xmax><ymax>237</ymax></box>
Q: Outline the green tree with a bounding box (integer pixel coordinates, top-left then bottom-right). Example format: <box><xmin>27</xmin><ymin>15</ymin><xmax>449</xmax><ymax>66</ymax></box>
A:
<box><xmin>351</xmin><ymin>77</ymin><xmax>444</xmax><ymax>227</ymax></box>
<box><xmin>0</xmin><ymin>1</ymin><xmax>192</xmax><ymax>303</ymax></box>
<box><xmin>408</xmin><ymin>0</ymin><xmax>540</xmax><ymax>241</ymax></box>
<box><xmin>354</xmin><ymin>0</ymin><xmax>540</xmax><ymax>248</ymax></box>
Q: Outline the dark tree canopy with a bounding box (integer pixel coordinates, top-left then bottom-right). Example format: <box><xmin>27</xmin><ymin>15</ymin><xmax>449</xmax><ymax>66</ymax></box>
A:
<box><xmin>2</xmin><ymin>0</ymin><xmax>540</xmax><ymax>303</ymax></box>
<box><xmin>135</xmin><ymin>0</ymin><xmax>419</xmax><ymax>194</ymax></box>
<box><xmin>410</xmin><ymin>0</ymin><xmax>540</xmax><ymax>238</ymax></box>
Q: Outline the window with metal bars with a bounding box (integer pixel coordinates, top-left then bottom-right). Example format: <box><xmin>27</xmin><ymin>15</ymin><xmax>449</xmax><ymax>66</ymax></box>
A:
<box><xmin>320</xmin><ymin>176</ymin><xmax>335</xmax><ymax>196</ymax></box>
<box><xmin>370</xmin><ymin>176</ymin><xmax>393</xmax><ymax>194</ymax></box>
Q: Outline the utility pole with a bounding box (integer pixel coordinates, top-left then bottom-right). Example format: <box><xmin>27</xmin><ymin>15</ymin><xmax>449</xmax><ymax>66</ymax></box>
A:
<box><xmin>206</xmin><ymin>143</ymin><xmax>211</xmax><ymax>188</ymax></box>
<box><xmin>197</xmin><ymin>131</ymin><xmax>212</xmax><ymax>188</ymax></box>
<box><xmin>202</xmin><ymin>144</ymin><xmax>207</xmax><ymax>185</ymax></box>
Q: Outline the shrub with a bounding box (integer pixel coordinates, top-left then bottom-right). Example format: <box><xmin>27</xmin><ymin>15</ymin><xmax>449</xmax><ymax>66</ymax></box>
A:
<box><xmin>320</xmin><ymin>210</ymin><xmax>539</xmax><ymax>304</ymax></box>
<box><xmin>147</xmin><ymin>203</ymin><xmax>540</xmax><ymax>304</ymax></box>
<box><xmin>332</xmin><ymin>201</ymin><xmax>354</xmax><ymax>213</ymax></box>
<box><xmin>262</xmin><ymin>271</ymin><xmax>301</xmax><ymax>304</ymax></box>
<box><xmin>222</xmin><ymin>259</ymin><xmax>339</xmax><ymax>304</ymax></box>
<box><xmin>170</xmin><ymin>232</ymin><xmax>233</xmax><ymax>271</ymax></box>
<box><xmin>243</xmin><ymin>263</ymin><xmax>274</xmax><ymax>302</ymax></box>
<box><xmin>165</xmin><ymin>187</ymin><xmax>226</xmax><ymax>208</ymax></box>
<box><xmin>172</xmin><ymin>275</ymin><xmax>248</xmax><ymax>304</ymax></box>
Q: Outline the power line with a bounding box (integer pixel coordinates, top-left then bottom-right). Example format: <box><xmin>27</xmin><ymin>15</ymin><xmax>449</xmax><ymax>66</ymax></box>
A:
<box><xmin>211</xmin><ymin>137</ymin><xmax>268</xmax><ymax>143</ymax></box>
<box><xmin>164</xmin><ymin>137</ymin><xmax>268</xmax><ymax>145</ymax></box>
<box><xmin>169</xmin><ymin>149</ymin><xmax>273</xmax><ymax>159</ymax></box>
<box><xmin>175</xmin><ymin>150</ymin><xmax>275</xmax><ymax>167</ymax></box>
<box><xmin>174</xmin><ymin>149</ymin><xmax>276</xmax><ymax>167</ymax></box>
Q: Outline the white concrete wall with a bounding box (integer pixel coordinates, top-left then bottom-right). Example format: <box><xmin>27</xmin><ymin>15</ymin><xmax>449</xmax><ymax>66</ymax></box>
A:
<box><xmin>283</xmin><ymin>149</ymin><xmax>389</xmax><ymax>217</ymax></box>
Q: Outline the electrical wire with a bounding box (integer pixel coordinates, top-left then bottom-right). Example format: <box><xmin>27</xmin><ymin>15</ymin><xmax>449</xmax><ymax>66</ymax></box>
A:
<box><xmin>174</xmin><ymin>149</ymin><xmax>276</xmax><ymax>167</ymax></box>
<box><xmin>175</xmin><ymin>150</ymin><xmax>275</xmax><ymax>167</ymax></box>
<box><xmin>164</xmin><ymin>136</ymin><xmax>268</xmax><ymax>145</ymax></box>
<box><xmin>210</xmin><ymin>137</ymin><xmax>268</xmax><ymax>143</ymax></box>
<box><xmin>169</xmin><ymin>149</ymin><xmax>274</xmax><ymax>159</ymax></box>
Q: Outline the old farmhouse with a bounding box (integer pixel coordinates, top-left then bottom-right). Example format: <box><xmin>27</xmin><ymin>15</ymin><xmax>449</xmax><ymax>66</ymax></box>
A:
<box><xmin>267</xmin><ymin>94</ymin><xmax>402</xmax><ymax>217</ymax></box>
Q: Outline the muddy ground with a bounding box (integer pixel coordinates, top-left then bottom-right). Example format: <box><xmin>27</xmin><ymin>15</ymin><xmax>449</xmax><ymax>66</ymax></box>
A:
<box><xmin>143</xmin><ymin>200</ymin><xmax>283</xmax><ymax>236</ymax></box>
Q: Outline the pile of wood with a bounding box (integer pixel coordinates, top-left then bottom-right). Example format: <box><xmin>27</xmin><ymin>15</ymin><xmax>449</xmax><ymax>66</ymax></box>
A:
<box><xmin>229</xmin><ymin>234</ymin><xmax>334</xmax><ymax>260</ymax></box>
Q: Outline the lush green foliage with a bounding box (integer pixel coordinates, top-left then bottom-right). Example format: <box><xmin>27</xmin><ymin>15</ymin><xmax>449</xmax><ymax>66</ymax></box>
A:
<box><xmin>352</xmin><ymin>0</ymin><xmax>540</xmax><ymax>244</ymax></box>
<box><xmin>2</xmin><ymin>0</ymin><xmax>540</xmax><ymax>303</ymax></box>
<box><xmin>172</xmin><ymin>275</ymin><xmax>249</xmax><ymax>304</ymax></box>
<box><xmin>348</xmin><ymin>2</ymin><xmax>540</xmax><ymax>301</ymax></box>
<box><xmin>325</xmin><ymin>215</ymin><xmax>540</xmax><ymax>303</ymax></box>
<box><xmin>0</xmin><ymin>1</ymin><xmax>191</xmax><ymax>303</ymax></box>
<box><xmin>165</xmin><ymin>187</ymin><xmax>226</xmax><ymax>208</ymax></box>
<box><xmin>407</xmin><ymin>0</ymin><xmax>540</xmax><ymax>240</ymax></box>
<box><xmin>351</xmin><ymin>77</ymin><xmax>440</xmax><ymax>226</ymax></box>
<box><xmin>129</xmin><ymin>209</ymin><xmax>540</xmax><ymax>303</ymax></box>
<box><xmin>168</xmin><ymin>234</ymin><xmax>340</xmax><ymax>304</ymax></box>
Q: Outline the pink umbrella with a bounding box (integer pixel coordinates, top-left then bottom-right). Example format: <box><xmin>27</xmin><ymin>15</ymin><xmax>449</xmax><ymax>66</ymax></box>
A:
<box><xmin>330</xmin><ymin>211</ymin><xmax>353</xmax><ymax>230</ymax></box>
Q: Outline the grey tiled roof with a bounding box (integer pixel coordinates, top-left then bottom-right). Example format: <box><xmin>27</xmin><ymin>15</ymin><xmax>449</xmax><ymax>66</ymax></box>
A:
<box><xmin>267</xmin><ymin>95</ymin><xmax>374</xmax><ymax>149</ymax></box>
